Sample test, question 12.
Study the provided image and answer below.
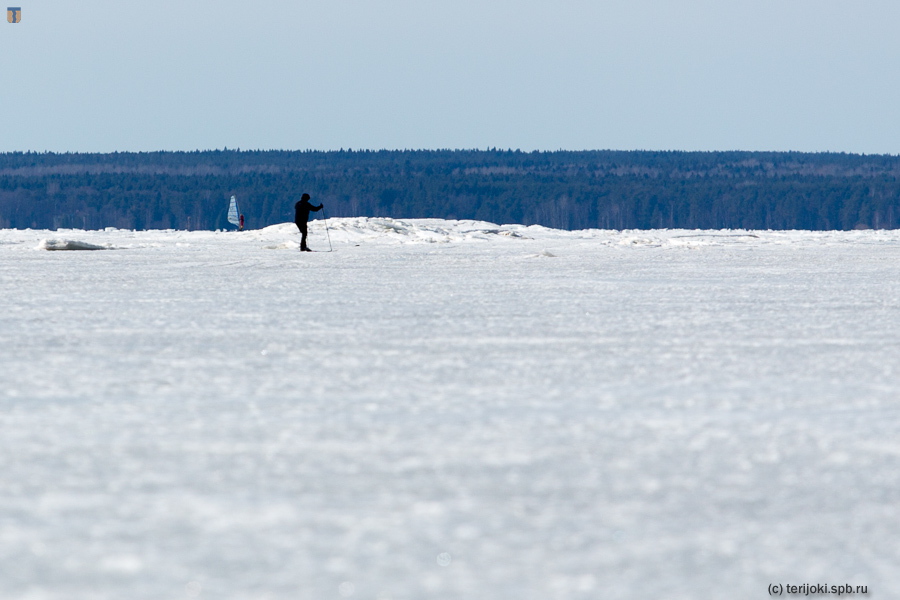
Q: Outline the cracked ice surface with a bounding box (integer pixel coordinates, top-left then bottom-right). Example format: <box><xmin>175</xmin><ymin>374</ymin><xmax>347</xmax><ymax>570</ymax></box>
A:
<box><xmin>1</xmin><ymin>220</ymin><xmax>899</xmax><ymax>599</ymax></box>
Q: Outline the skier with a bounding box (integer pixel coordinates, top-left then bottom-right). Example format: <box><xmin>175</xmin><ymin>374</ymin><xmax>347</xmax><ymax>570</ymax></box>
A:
<box><xmin>294</xmin><ymin>193</ymin><xmax>323</xmax><ymax>251</ymax></box>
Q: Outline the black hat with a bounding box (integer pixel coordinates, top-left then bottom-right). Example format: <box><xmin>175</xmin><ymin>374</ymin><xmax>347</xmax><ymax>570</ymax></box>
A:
<box><xmin>301</xmin><ymin>193</ymin><xmax>311</xmax><ymax>201</ymax></box>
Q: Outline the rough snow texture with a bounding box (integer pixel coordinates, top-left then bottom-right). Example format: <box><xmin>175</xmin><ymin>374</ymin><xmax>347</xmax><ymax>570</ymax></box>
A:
<box><xmin>37</xmin><ymin>238</ymin><xmax>110</xmax><ymax>251</ymax></box>
<box><xmin>1</xmin><ymin>219</ymin><xmax>897</xmax><ymax>599</ymax></box>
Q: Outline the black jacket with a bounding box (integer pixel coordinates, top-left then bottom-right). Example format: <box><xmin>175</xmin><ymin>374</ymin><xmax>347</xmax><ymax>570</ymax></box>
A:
<box><xmin>294</xmin><ymin>199</ymin><xmax>323</xmax><ymax>224</ymax></box>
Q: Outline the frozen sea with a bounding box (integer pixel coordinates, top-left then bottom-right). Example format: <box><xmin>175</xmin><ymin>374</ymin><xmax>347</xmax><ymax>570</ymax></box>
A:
<box><xmin>1</xmin><ymin>219</ymin><xmax>897</xmax><ymax>599</ymax></box>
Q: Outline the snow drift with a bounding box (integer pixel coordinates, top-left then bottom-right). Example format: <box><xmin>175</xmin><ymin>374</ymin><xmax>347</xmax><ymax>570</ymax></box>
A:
<box><xmin>37</xmin><ymin>238</ymin><xmax>110</xmax><ymax>251</ymax></box>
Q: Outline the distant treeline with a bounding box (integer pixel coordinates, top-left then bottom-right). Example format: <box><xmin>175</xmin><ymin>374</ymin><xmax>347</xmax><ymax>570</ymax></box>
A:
<box><xmin>2</xmin><ymin>149</ymin><xmax>900</xmax><ymax>230</ymax></box>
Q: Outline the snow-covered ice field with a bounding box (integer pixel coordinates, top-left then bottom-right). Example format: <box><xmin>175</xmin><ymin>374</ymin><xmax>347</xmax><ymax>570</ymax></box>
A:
<box><xmin>1</xmin><ymin>218</ymin><xmax>898</xmax><ymax>599</ymax></box>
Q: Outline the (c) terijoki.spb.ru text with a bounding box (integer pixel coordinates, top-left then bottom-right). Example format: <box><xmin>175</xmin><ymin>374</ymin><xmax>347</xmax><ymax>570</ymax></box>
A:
<box><xmin>769</xmin><ymin>583</ymin><xmax>868</xmax><ymax>596</ymax></box>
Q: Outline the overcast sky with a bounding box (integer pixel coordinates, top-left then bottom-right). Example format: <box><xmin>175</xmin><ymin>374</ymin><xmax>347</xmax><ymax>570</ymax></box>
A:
<box><xmin>2</xmin><ymin>1</ymin><xmax>899</xmax><ymax>153</ymax></box>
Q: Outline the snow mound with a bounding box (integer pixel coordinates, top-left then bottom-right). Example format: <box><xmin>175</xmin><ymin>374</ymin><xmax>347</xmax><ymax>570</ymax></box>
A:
<box><xmin>37</xmin><ymin>238</ymin><xmax>109</xmax><ymax>251</ymax></box>
<box><xmin>308</xmin><ymin>217</ymin><xmax>530</xmax><ymax>245</ymax></box>
<box><xmin>253</xmin><ymin>218</ymin><xmax>532</xmax><ymax>246</ymax></box>
<box><xmin>258</xmin><ymin>223</ymin><xmax>301</xmax><ymax>236</ymax></box>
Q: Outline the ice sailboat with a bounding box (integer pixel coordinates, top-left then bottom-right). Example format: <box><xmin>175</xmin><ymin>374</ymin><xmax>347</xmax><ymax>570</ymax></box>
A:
<box><xmin>227</xmin><ymin>196</ymin><xmax>243</xmax><ymax>230</ymax></box>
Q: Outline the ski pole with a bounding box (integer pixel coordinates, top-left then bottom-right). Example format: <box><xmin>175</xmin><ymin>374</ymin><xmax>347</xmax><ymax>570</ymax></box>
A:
<box><xmin>322</xmin><ymin>206</ymin><xmax>334</xmax><ymax>252</ymax></box>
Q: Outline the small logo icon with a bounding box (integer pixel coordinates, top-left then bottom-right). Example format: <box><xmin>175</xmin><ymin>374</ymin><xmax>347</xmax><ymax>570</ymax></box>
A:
<box><xmin>7</xmin><ymin>7</ymin><xmax>21</xmax><ymax>23</ymax></box>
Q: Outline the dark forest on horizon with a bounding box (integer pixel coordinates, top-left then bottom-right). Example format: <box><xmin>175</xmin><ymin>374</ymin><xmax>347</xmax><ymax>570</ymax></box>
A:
<box><xmin>2</xmin><ymin>149</ymin><xmax>900</xmax><ymax>231</ymax></box>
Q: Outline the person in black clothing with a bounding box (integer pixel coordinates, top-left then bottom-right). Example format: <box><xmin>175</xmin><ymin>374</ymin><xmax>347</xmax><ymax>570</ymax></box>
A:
<box><xmin>294</xmin><ymin>193</ymin><xmax>323</xmax><ymax>251</ymax></box>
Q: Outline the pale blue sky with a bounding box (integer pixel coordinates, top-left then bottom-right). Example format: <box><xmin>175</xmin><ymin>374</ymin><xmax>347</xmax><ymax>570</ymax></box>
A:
<box><xmin>2</xmin><ymin>1</ymin><xmax>899</xmax><ymax>153</ymax></box>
